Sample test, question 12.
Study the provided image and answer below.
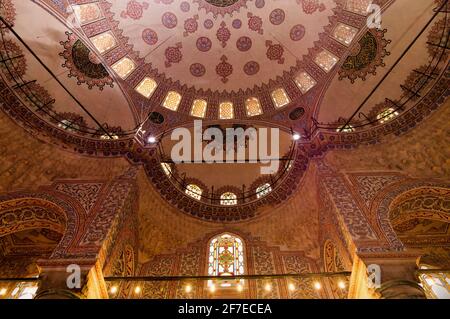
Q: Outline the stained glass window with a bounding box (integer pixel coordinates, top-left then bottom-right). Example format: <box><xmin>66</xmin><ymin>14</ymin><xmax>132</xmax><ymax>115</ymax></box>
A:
<box><xmin>58</xmin><ymin>119</ymin><xmax>79</xmax><ymax>132</ymax></box>
<box><xmin>256</xmin><ymin>183</ymin><xmax>272</xmax><ymax>199</ymax></box>
<box><xmin>208</xmin><ymin>233</ymin><xmax>245</xmax><ymax>288</ymax></box>
<box><xmin>219</xmin><ymin>102</ymin><xmax>234</xmax><ymax>120</ymax></box>
<box><xmin>135</xmin><ymin>77</ymin><xmax>158</xmax><ymax>99</ymax></box>
<box><xmin>185</xmin><ymin>184</ymin><xmax>202</xmax><ymax>200</ymax></box>
<box><xmin>271</xmin><ymin>88</ymin><xmax>290</xmax><ymax>108</ymax></box>
<box><xmin>336</xmin><ymin>124</ymin><xmax>354</xmax><ymax>133</ymax></box>
<box><xmin>111</xmin><ymin>57</ymin><xmax>136</xmax><ymax>79</ymax></box>
<box><xmin>377</xmin><ymin>108</ymin><xmax>399</xmax><ymax>124</ymax></box>
<box><xmin>419</xmin><ymin>266</ymin><xmax>450</xmax><ymax>299</ymax></box>
<box><xmin>7</xmin><ymin>282</ymin><xmax>39</xmax><ymax>299</ymax></box>
<box><xmin>163</xmin><ymin>91</ymin><xmax>182</xmax><ymax>111</ymax></box>
<box><xmin>245</xmin><ymin>97</ymin><xmax>263</xmax><ymax>117</ymax></box>
<box><xmin>161</xmin><ymin>163</ymin><xmax>172</xmax><ymax>176</ymax></box>
<box><xmin>191</xmin><ymin>99</ymin><xmax>208</xmax><ymax>118</ymax></box>
<box><xmin>220</xmin><ymin>192</ymin><xmax>237</xmax><ymax>205</ymax></box>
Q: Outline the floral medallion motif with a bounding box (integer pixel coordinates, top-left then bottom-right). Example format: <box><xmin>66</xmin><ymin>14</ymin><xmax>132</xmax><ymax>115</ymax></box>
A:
<box><xmin>243</xmin><ymin>61</ymin><xmax>260</xmax><ymax>76</ymax></box>
<box><xmin>184</xmin><ymin>15</ymin><xmax>199</xmax><ymax>37</ymax></box>
<box><xmin>196</xmin><ymin>37</ymin><xmax>212</xmax><ymax>52</ymax></box>
<box><xmin>60</xmin><ymin>33</ymin><xmax>113</xmax><ymax>90</ymax></box>
<box><xmin>269</xmin><ymin>9</ymin><xmax>285</xmax><ymax>26</ymax></box>
<box><xmin>339</xmin><ymin>29</ymin><xmax>391</xmax><ymax>83</ymax></box>
<box><xmin>216</xmin><ymin>22</ymin><xmax>231</xmax><ymax>48</ymax></box>
<box><xmin>120</xmin><ymin>0</ymin><xmax>149</xmax><ymax>20</ymax></box>
<box><xmin>247</xmin><ymin>12</ymin><xmax>264</xmax><ymax>34</ymax></box>
<box><xmin>193</xmin><ymin>0</ymin><xmax>250</xmax><ymax>17</ymax></box>
<box><xmin>266</xmin><ymin>40</ymin><xmax>285</xmax><ymax>64</ymax></box>
<box><xmin>236</xmin><ymin>36</ymin><xmax>252</xmax><ymax>52</ymax></box>
<box><xmin>290</xmin><ymin>24</ymin><xmax>306</xmax><ymax>41</ymax></box>
<box><xmin>162</xmin><ymin>12</ymin><xmax>178</xmax><ymax>29</ymax></box>
<box><xmin>142</xmin><ymin>28</ymin><xmax>158</xmax><ymax>45</ymax></box>
<box><xmin>165</xmin><ymin>42</ymin><xmax>183</xmax><ymax>67</ymax></box>
<box><xmin>216</xmin><ymin>55</ymin><xmax>233</xmax><ymax>83</ymax></box>
<box><xmin>190</xmin><ymin>63</ymin><xmax>206</xmax><ymax>77</ymax></box>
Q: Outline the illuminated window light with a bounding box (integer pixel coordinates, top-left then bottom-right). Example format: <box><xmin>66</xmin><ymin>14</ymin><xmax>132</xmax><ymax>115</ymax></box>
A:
<box><xmin>245</xmin><ymin>97</ymin><xmax>263</xmax><ymax>117</ymax></box>
<box><xmin>58</xmin><ymin>119</ymin><xmax>79</xmax><ymax>132</ymax></box>
<box><xmin>314</xmin><ymin>50</ymin><xmax>339</xmax><ymax>73</ymax></box>
<box><xmin>336</xmin><ymin>124</ymin><xmax>354</xmax><ymax>133</ymax></box>
<box><xmin>332</xmin><ymin>23</ymin><xmax>359</xmax><ymax>46</ymax></box>
<box><xmin>100</xmin><ymin>133</ymin><xmax>119</xmax><ymax>140</ymax></box>
<box><xmin>163</xmin><ymin>91</ymin><xmax>182</xmax><ymax>111</ymax></box>
<box><xmin>111</xmin><ymin>57</ymin><xmax>136</xmax><ymax>79</ymax></box>
<box><xmin>185</xmin><ymin>184</ymin><xmax>203</xmax><ymax>201</ymax></box>
<box><xmin>72</xmin><ymin>3</ymin><xmax>103</xmax><ymax>25</ymax></box>
<box><xmin>345</xmin><ymin>0</ymin><xmax>373</xmax><ymax>15</ymax></box>
<box><xmin>314</xmin><ymin>281</ymin><xmax>322</xmax><ymax>290</ymax></box>
<box><xmin>271</xmin><ymin>88</ymin><xmax>290</xmax><ymax>108</ymax></box>
<box><xmin>256</xmin><ymin>183</ymin><xmax>272</xmax><ymax>199</ymax></box>
<box><xmin>191</xmin><ymin>99</ymin><xmax>207</xmax><ymax>118</ymax></box>
<box><xmin>220</xmin><ymin>192</ymin><xmax>237</xmax><ymax>205</ymax></box>
<box><xmin>294</xmin><ymin>72</ymin><xmax>317</xmax><ymax>94</ymax></box>
<box><xmin>161</xmin><ymin>163</ymin><xmax>172</xmax><ymax>176</ymax></box>
<box><xmin>135</xmin><ymin>77</ymin><xmax>158</xmax><ymax>99</ymax></box>
<box><xmin>219</xmin><ymin>102</ymin><xmax>234</xmax><ymax>120</ymax></box>
<box><xmin>90</xmin><ymin>31</ymin><xmax>117</xmax><ymax>54</ymax></box>
<box><xmin>377</xmin><ymin>108</ymin><xmax>399</xmax><ymax>124</ymax></box>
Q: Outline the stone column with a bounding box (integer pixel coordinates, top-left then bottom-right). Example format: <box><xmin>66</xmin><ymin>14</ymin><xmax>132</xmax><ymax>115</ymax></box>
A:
<box><xmin>34</xmin><ymin>259</ymin><xmax>108</xmax><ymax>299</ymax></box>
<box><xmin>355</xmin><ymin>252</ymin><xmax>426</xmax><ymax>299</ymax></box>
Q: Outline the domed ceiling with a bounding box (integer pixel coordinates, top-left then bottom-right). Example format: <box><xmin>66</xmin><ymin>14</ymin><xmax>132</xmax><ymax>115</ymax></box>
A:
<box><xmin>0</xmin><ymin>0</ymin><xmax>448</xmax><ymax>221</ymax></box>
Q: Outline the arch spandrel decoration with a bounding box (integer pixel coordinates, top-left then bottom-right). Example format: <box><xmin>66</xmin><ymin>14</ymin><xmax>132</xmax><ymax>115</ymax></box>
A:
<box><xmin>0</xmin><ymin>198</ymin><xmax>67</xmax><ymax>237</ymax></box>
<box><xmin>372</xmin><ymin>180</ymin><xmax>450</xmax><ymax>251</ymax></box>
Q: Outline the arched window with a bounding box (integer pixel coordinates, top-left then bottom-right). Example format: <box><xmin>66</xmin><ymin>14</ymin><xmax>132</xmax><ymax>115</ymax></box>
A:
<box><xmin>185</xmin><ymin>184</ymin><xmax>202</xmax><ymax>200</ymax></box>
<box><xmin>160</xmin><ymin>163</ymin><xmax>172</xmax><ymax>176</ymax></box>
<box><xmin>208</xmin><ymin>233</ymin><xmax>245</xmax><ymax>288</ymax></box>
<box><xmin>419</xmin><ymin>265</ymin><xmax>450</xmax><ymax>299</ymax></box>
<box><xmin>220</xmin><ymin>192</ymin><xmax>237</xmax><ymax>205</ymax></box>
<box><xmin>256</xmin><ymin>183</ymin><xmax>272</xmax><ymax>199</ymax></box>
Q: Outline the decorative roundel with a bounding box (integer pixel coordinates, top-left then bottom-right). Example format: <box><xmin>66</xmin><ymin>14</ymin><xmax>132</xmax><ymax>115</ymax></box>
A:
<box><xmin>236</xmin><ymin>36</ymin><xmax>252</xmax><ymax>52</ymax></box>
<box><xmin>232</xmin><ymin>19</ymin><xmax>242</xmax><ymax>29</ymax></box>
<box><xmin>290</xmin><ymin>24</ymin><xmax>306</xmax><ymax>41</ymax></box>
<box><xmin>255</xmin><ymin>0</ymin><xmax>265</xmax><ymax>9</ymax></box>
<box><xmin>142</xmin><ymin>28</ymin><xmax>158</xmax><ymax>46</ymax></box>
<box><xmin>184</xmin><ymin>17</ymin><xmax>199</xmax><ymax>34</ymax></box>
<box><xmin>180</xmin><ymin>1</ymin><xmax>190</xmax><ymax>12</ymax></box>
<box><xmin>204</xmin><ymin>19</ymin><xmax>214</xmax><ymax>29</ymax></box>
<box><xmin>289</xmin><ymin>107</ymin><xmax>305</xmax><ymax>120</ymax></box>
<box><xmin>269</xmin><ymin>9</ymin><xmax>285</xmax><ymax>25</ymax></box>
<box><xmin>190</xmin><ymin>63</ymin><xmax>206</xmax><ymax>77</ymax></box>
<box><xmin>243</xmin><ymin>61</ymin><xmax>260</xmax><ymax>76</ymax></box>
<box><xmin>165</xmin><ymin>44</ymin><xmax>183</xmax><ymax>66</ymax></box>
<box><xmin>196</xmin><ymin>37</ymin><xmax>212</xmax><ymax>52</ymax></box>
<box><xmin>248</xmin><ymin>14</ymin><xmax>263</xmax><ymax>34</ymax></box>
<box><xmin>162</xmin><ymin>12</ymin><xmax>178</xmax><ymax>29</ymax></box>
<box><xmin>149</xmin><ymin>112</ymin><xmax>165</xmax><ymax>124</ymax></box>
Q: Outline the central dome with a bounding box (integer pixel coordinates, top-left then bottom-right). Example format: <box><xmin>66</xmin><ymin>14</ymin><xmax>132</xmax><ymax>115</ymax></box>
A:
<box><xmin>111</xmin><ymin>0</ymin><xmax>333</xmax><ymax>93</ymax></box>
